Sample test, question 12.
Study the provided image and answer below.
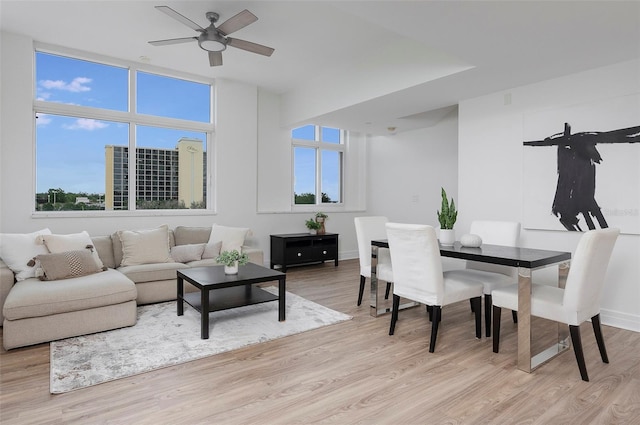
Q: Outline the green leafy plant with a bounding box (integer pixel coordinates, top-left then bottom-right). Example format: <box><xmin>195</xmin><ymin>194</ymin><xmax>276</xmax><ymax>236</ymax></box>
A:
<box><xmin>437</xmin><ymin>187</ymin><xmax>458</xmax><ymax>229</ymax></box>
<box><xmin>315</xmin><ymin>212</ymin><xmax>328</xmax><ymax>219</ymax></box>
<box><xmin>305</xmin><ymin>218</ymin><xmax>322</xmax><ymax>230</ymax></box>
<box><xmin>215</xmin><ymin>250</ymin><xmax>250</xmax><ymax>267</ymax></box>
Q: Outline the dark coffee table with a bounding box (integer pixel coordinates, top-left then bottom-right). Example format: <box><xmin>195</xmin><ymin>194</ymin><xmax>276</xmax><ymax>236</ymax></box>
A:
<box><xmin>177</xmin><ymin>263</ymin><xmax>286</xmax><ymax>339</ymax></box>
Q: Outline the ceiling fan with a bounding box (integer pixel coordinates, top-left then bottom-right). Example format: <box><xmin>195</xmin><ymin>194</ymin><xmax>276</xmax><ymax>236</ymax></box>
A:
<box><xmin>148</xmin><ymin>6</ymin><xmax>275</xmax><ymax>66</ymax></box>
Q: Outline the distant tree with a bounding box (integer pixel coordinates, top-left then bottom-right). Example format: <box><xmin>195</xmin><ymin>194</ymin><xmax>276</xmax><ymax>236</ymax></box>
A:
<box><xmin>136</xmin><ymin>199</ymin><xmax>187</xmax><ymax>209</ymax></box>
<box><xmin>294</xmin><ymin>192</ymin><xmax>335</xmax><ymax>204</ymax></box>
<box><xmin>295</xmin><ymin>192</ymin><xmax>315</xmax><ymax>204</ymax></box>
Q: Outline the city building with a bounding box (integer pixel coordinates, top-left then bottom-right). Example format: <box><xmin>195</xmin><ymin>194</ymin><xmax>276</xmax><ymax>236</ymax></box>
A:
<box><xmin>104</xmin><ymin>138</ymin><xmax>206</xmax><ymax>210</ymax></box>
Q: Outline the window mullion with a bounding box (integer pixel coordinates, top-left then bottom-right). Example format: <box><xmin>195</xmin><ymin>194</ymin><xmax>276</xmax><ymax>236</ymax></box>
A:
<box><xmin>128</xmin><ymin>69</ymin><xmax>137</xmax><ymax>211</ymax></box>
<box><xmin>316</xmin><ymin>147</ymin><xmax>322</xmax><ymax>205</ymax></box>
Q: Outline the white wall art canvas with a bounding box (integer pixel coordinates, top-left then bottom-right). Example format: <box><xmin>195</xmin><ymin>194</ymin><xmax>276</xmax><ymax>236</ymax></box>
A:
<box><xmin>523</xmin><ymin>94</ymin><xmax>640</xmax><ymax>234</ymax></box>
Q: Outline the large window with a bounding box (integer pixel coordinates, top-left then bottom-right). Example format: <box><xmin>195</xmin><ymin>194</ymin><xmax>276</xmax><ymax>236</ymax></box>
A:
<box><xmin>292</xmin><ymin>125</ymin><xmax>344</xmax><ymax>205</ymax></box>
<box><xmin>34</xmin><ymin>50</ymin><xmax>212</xmax><ymax>212</ymax></box>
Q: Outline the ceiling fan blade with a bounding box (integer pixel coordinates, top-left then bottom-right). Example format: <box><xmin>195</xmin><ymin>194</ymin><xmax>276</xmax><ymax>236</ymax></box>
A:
<box><xmin>149</xmin><ymin>37</ymin><xmax>197</xmax><ymax>46</ymax></box>
<box><xmin>217</xmin><ymin>9</ymin><xmax>258</xmax><ymax>36</ymax></box>
<box><xmin>155</xmin><ymin>6</ymin><xmax>204</xmax><ymax>31</ymax></box>
<box><xmin>227</xmin><ymin>38</ymin><xmax>275</xmax><ymax>57</ymax></box>
<box><xmin>209</xmin><ymin>51</ymin><xmax>223</xmax><ymax>67</ymax></box>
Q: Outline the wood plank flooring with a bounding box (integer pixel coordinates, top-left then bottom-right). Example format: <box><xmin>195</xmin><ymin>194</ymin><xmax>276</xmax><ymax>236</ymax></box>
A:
<box><xmin>1</xmin><ymin>259</ymin><xmax>639</xmax><ymax>424</ymax></box>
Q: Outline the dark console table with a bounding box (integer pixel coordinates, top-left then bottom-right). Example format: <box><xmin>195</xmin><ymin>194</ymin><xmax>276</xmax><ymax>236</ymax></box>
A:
<box><xmin>270</xmin><ymin>232</ymin><xmax>339</xmax><ymax>272</ymax></box>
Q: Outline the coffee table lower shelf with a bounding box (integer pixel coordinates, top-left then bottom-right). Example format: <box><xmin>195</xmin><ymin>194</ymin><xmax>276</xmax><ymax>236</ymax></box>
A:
<box><xmin>182</xmin><ymin>286</ymin><xmax>279</xmax><ymax>313</ymax></box>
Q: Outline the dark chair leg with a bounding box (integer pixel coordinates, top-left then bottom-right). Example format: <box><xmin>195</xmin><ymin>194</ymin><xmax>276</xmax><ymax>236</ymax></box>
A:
<box><xmin>427</xmin><ymin>305</ymin><xmax>433</xmax><ymax>322</ymax></box>
<box><xmin>385</xmin><ymin>282</ymin><xmax>392</xmax><ymax>300</ymax></box>
<box><xmin>429</xmin><ymin>306</ymin><xmax>442</xmax><ymax>352</ymax></box>
<box><xmin>357</xmin><ymin>275</ymin><xmax>366</xmax><ymax>306</ymax></box>
<box><xmin>492</xmin><ymin>305</ymin><xmax>502</xmax><ymax>353</ymax></box>
<box><xmin>471</xmin><ymin>297</ymin><xmax>482</xmax><ymax>338</ymax></box>
<box><xmin>470</xmin><ymin>298</ymin><xmax>475</xmax><ymax>313</ymax></box>
<box><xmin>591</xmin><ymin>314</ymin><xmax>609</xmax><ymax>363</ymax></box>
<box><xmin>512</xmin><ymin>310</ymin><xmax>518</xmax><ymax>323</ymax></box>
<box><xmin>389</xmin><ymin>294</ymin><xmax>400</xmax><ymax>335</ymax></box>
<box><xmin>484</xmin><ymin>294</ymin><xmax>492</xmax><ymax>337</ymax></box>
<box><xmin>569</xmin><ymin>325</ymin><xmax>589</xmax><ymax>382</ymax></box>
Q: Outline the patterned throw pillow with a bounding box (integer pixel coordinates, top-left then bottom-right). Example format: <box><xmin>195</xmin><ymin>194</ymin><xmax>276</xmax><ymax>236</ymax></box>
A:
<box><xmin>36</xmin><ymin>248</ymin><xmax>104</xmax><ymax>281</ymax></box>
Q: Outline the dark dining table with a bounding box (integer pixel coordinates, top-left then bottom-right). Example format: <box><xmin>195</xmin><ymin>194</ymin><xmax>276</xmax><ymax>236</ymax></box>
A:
<box><xmin>370</xmin><ymin>239</ymin><xmax>572</xmax><ymax>373</ymax></box>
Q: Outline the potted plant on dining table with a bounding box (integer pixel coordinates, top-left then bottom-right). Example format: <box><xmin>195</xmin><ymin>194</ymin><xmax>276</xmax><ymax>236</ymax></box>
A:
<box><xmin>437</xmin><ymin>187</ymin><xmax>457</xmax><ymax>246</ymax></box>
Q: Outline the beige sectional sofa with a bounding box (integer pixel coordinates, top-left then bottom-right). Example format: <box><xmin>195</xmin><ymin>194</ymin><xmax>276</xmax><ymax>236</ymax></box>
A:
<box><xmin>0</xmin><ymin>225</ymin><xmax>263</xmax><ymax>350</ymax></box>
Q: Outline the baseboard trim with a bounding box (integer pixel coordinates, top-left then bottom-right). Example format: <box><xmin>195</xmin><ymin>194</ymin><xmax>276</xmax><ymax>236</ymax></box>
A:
<box><xmin>600</xmin><ymin>308</ymin><xmax>640</xmax><ymax>332</ymax></box>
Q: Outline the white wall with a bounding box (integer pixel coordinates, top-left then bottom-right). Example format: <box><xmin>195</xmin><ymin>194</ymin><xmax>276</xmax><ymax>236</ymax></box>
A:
<box><xmin>368</xmin><ymin>109</ymin><xmax>459</xmax><ymax>225</ymax></box>
<box><xmin>458</xmin><ymin>59</ymin><xmax>640</xmax><ymax>331</ymax></box>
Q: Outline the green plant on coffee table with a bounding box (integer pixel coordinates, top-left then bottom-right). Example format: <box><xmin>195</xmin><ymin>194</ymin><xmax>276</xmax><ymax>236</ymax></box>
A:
<box><xmin>437</xmin><ymin>187</ymin><xmax>458</xmax><ymax>229</ymax></box>
<box><xmin>215</xmin><ymin>249</ymin><xmax>250</xmax><ymax>267</ymax></box>
<box><xmin>315</xmin><ymin>212</ymin><xmax>328</xmax><ymax>220</ymax></box>
<box><xmin>305</xmin><ymin>218</ymin><xmax>322</xmax><ymax>230</ymax></box>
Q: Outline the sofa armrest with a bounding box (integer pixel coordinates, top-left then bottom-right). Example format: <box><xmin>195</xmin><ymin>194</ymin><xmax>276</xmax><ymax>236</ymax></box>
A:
<box><xmin>0</xmin><ymin>259</ymin><xmax>15</xmax><ymax>325</ymax></box>
<box><xmin>242</xmin><ymin>247</ymin><xmax>264</xmax><ymax>266</ymax></box>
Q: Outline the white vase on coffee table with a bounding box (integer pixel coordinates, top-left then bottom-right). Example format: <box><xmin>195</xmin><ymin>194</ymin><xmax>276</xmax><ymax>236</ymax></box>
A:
<box><xmin>224</xmin><ymin>262</ymin><xmax>239</xmax><ymax>275</ymax></box>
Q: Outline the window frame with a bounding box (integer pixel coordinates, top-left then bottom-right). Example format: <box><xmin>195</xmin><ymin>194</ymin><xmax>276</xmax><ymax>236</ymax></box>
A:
<box><xmin>291</xmin><ymin>125</ymin><xmax>345</xmax><ymax>209</ymax></box>
<box><xmin>32</xmin><ymin>43</ymin><xmax>215</xmax><ymax>217</ymax></box>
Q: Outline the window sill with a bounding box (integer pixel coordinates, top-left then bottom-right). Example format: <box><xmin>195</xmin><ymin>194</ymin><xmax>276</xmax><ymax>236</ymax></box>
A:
<box><xmin>32</xmin><ymin>209</ymin><xmax>217</xmax><ymax>219</ymax></box>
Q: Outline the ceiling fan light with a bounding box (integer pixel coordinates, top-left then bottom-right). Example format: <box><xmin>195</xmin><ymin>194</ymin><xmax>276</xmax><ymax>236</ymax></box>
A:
<box><xmin>198</xmin><ymin>32</ymin><xmax>227</xmax><ymax>52</ymax></box>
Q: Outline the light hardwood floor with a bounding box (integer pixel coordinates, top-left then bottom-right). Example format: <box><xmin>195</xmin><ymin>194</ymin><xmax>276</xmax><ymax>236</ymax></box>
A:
<box><xmin>1</xmin><ymin>259</ymin><xmax>639</xmax><ymax>424</ymax></box>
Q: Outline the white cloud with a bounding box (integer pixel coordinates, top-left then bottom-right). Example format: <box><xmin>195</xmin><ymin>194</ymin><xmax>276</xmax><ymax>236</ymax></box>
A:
<box><xmin>39</xmin><ymin>77</ymin><xmax>92</xmax><ymax>92</ymax></box>
<box><xmin>63</xmin><ymin>118</ymin><xmax>108</xmax><ymax>130</ymax></box>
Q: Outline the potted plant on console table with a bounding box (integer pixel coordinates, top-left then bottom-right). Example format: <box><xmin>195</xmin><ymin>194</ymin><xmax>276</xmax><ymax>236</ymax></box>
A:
<box><xmin>305</xmin><ymin>218</ymin><xmax>322</xmax><ymax>235</ymax></box>
<box><xmin>216</xmin><ymin>249</ymin><xmax>250</xmax><ymax>275</ymax></box>
<box><xmin>437</xmin><ymin>187</ymin><xmax>457</xmax><ymax>246</ymax></box>
<box><xmin>315</xmin><ymin>212</ymin><xmax>328</xmax><ymax>234</ymax></box>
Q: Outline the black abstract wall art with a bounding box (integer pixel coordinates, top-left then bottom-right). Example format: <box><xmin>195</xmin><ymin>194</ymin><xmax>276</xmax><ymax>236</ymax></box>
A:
<box><xmin>524</xmin><ymin>123</ymin><xmax>640</xmax><ymax>231</ymax></box>
<box><xmin>523</xmin><ymin>94</ymin><xmax>640</xmax><ymax>234</ymax></box>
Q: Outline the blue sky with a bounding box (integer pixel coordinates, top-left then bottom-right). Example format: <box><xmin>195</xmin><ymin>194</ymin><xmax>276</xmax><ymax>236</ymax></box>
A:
<box><xmin>35</xmin><ymin>52</ymin><xmax>339</xmax><ymax>202</ymax></box>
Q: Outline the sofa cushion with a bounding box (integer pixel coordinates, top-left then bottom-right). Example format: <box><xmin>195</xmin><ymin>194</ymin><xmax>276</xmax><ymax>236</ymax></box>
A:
<box><xmin>2</xmin><ymin>269</ymin><xmax>136</xmax><ymax>321</ymax></box>
<box><xmin>207</xmin><ymin>224</ymin><xmax>250</xmax><ymax>254</ymax></box>
<box><xmin>186</xmin><ymin>258</ymin><xmax>220</xmax><ymax>267</ymax></box>
<box><xmin>118</xmin><ymin>225</ymin><xmax>171</xmax><ymax>266</ymax></box>
<box><xmin>112</xmin><ymin>228</ymin><xmax>175</xmax><ymax>268</ymax></box>
<box><xmin>117</xmin><ymin>262</ymin><xmax>189</xmax><ymax>284</ymax></box>
<box><xmin>92</xmin><ymin>235</ymin><xmax>116</xmax><ymax>269</ymax></box>
<box><xmin>0</xmin><ymin>228</ymin><xmax>52</xmax><ymax>281</ymax></box>
<box><xmin>170</xmin><ymin>243</ymin><xmax>205</xmax><ymax>263</ymax></box>
<box><xmin>36</xmin><ymin>248</ymin><xmax>104</xmax><ymax>281</ymax></box>
<box><xmin>201</xmin><ymin>240</ymin><xmax>222</xmax><ymax>259</ymax></box>
<box><xmin>40</xmin><ymin>231</ymin><xmax>105</xmax><ymax>270</ymax></box>
<box><xmin>174</xmin><ymin>226</ymin><xmax>211</xmax><ymax>246</ymax></box>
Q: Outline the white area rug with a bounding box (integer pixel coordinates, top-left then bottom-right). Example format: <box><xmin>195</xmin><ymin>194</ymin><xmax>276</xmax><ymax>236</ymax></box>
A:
<box><xmin>50</xmin><ymin>287</ymin><xmax>351</xmax><ymax>393</ymax></box>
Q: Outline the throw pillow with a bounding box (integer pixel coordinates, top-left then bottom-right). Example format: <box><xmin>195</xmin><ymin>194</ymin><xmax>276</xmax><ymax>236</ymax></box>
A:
<box><xmin>170</xmin><ymin>243</ymin><xmax>206</xmax><ymax>263</ymax></box>
<box><xmin>40</xmin><ymin>231</ymin><xmax>105</xmax><ymax>270</ymax></box>
<box><xmin>118</xmin><ymin>225</ymin><xmax>171</xmax><ymax>266</ymax></box>
<box><xmin>201</xmin><ymin>240</ymin><xmax>222</xmax><ymax>259</ymax></box>
<box><xmin>37</xmin><ymin>248</ymin><xmax>103</xmax><ymax>281</ymax></box>
<box><xmin>0</xmin><ymin>228</ymin><xmax>52</xmax><ymax>281</ymax></box>
<box><xmin>173</xmin><ymin>226</ymin><xmax>211</xmax><ymax>246</ymax></box>
<box><xmin>206</xmin><ymin>224</ymin><xmax>250</xmax><ymax>254</ymax></box>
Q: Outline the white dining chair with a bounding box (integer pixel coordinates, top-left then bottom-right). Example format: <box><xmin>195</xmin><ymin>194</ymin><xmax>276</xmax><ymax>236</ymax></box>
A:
<box><xmin>491</xmin><ymin>228</ymin><xmax>620</xmax><ymax>381</ymax></box>
<box><xmin>385</xmin><ymin>223</ymin><xmax>484</xmax><ymax>352</ymax></box>
<box><xmin>354</xmin><ymin>216</ymin><xmax>393</xmax><ymax>306</ymax></box>
<box><xmin>446</xmin><ymin>220</ymin><xmax>521</xmax><ymax>337</ymax></box>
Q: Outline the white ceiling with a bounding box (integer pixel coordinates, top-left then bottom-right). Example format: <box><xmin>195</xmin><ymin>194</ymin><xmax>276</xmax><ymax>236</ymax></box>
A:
<box><xmin>1</xmin><ymin>1</ymin><xmax>639</xmax><ymax>135</ymax></box>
